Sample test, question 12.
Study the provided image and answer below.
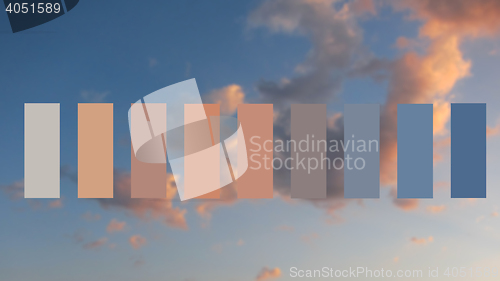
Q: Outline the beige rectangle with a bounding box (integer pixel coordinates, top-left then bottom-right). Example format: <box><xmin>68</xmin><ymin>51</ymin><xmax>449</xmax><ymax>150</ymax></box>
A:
<box><xmin>78</xmin><ymin>103</ymin><xmax>114</xmax><ymax>198</ymax></box>
<box><xmin>24</xmin><ymin>103</ymin><xmax>60</xmax><ymax>198</ymax></box>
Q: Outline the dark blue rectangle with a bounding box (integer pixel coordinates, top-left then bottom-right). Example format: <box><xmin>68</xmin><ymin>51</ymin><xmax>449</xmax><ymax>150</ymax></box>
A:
<box><xmin>451</xmin><ymin>103</ymin><xmax>486</xmax><ymax>198</ymax></box>
<box><xmin>397</xmin><ymin>104</ymin><xmax>433</xmax><ymax>198</ymax></box>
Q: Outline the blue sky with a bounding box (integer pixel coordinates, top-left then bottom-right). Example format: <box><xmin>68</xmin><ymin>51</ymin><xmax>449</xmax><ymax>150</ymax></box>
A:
<box><xmin>2</xmin><ymin>0</ymin><xmax>500</xmax><ymax>280</ymax></box>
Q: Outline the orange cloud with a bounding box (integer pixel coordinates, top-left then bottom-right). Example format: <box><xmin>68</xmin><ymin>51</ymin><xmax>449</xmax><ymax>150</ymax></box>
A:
<box><xmin>204</xmin><ymin>84</ymin><xmax>245</xmax><ymax>115</ymax></box>
<box><xmin>256</xmin><ymin>267</ymin><xmax>282</xmax><ymax>281</ymax></box>
<box><xmin>487</xmin><ymin>123</ymin><xmax>500</xmax><ymax>137</ymax></box>
<box><xmin>129</xmin><ymin>235</ymin><xmax>147</xmax><ymax>250</ymax></box>
<box><xmin>107</xmin><ymin>219</ymin><xmax>126</xmax><ymax>233</ymax></box>
<box><xmin>426</xmin><ymin>205</ymin><xmax>446</xmax><ymax>213</ymax></box>
<box><xmin>410</xmin><ymin>236</ymin><xmax>434</xmax><ymax>245</ymax></box>
<box><xmin>379</xmin><ymin>0</ymin><xmax>500</xmax><ymax>190</ymax></box>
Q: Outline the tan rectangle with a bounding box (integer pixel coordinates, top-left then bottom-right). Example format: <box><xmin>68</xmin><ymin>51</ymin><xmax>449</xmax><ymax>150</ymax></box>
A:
<box><xmin>78</xmin><ymin>103</ymin><xmax>114</xmax><ymax>198</ymax></box>
<box><xmin>237</xmin><ymin>104</ymin><xmax>273</xmax><ymax>198</ymax></box>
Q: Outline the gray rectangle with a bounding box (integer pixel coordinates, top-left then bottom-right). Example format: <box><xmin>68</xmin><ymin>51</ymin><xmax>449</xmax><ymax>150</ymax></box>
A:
<box><xmin>291</xmin><ymin>104</ymin><xmax>327</xmax><ymax>199</ymax></box>
<box><xmin>344</xmin><ymin>104</ymin><xmax>380</xmax><ymax>198</ymax></box>
<box><xmin>25</xmin><ymin>103</ymin><xmax>60</xmax><ymax>198</ymax></box>
<box><xmin>397</xmin><ymin>104</ymin><xmax>433</xmax><ymax>198</ymax></box>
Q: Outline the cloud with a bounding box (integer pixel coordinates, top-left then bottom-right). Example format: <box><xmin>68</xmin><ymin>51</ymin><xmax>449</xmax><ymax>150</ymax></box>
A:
<box><xmin>426</xmin><ymin>205</ymin><xmax>446</xmax><ymax>213</ymax></box>
<box><xmin>256</xmin><ymin>267</ymin><xmax>282</xmax><ymax>281</ymax></box>
<box><xmin>149</xmin><ymin>58</ymin><xmax>158</xmax><ymax>67</ymax></box>
<box><xmin>107</xmin><ymin>219</ymin><xmax>126</xmax><ymax>233</ymax></box>
<box><xmin>49</xmin><ymin>199</ymin><xmax>63</xmax><ymax>209</ymax></box>
<box><xmin>394</xmin><ymin>0</ymin><xmax>500</xmax><ymax>39</ymax></box>
<box><xmin>134</xmin><ymin>259</ymin><xmax>145</xmax><ymax>267</ymax></box>
<box><xmin>83</xmin><ymin>237</ymin><xmax>108</xmax><ymax>250</ymax></box>
<box><xmin>204</xmin><ymin>84</ymin><xmax>245</xmax><ymax>115</ymax></box>
<box><xmin>1</xmin><ymin>180</ymin><xmax>65</xmax><ymax>210</ymax></box>
<box><xmin>195</xmin><ymin>182</ymin><xmax>238</xmax><ymax>222</ymax></box>
<box><xmin>248</xmin><ymin>0</ymin><xmax>367</xmax><ymax>108</ymax></box>
<box><xmin>350</xmin><ymin>0</ymin><xmax>376</xmax><ymax>16</ymax></box>
<box><xmin>390</xmin><ymin>189</ymin><xmax>419</xmax><ymax>211</ymax></box>
<box><xmin>275</xmin><ymin>225</ymin><xmax>294</xmax><ymax>232</ymax></box>
<box><xmin>247</xmin><ymin>0</ymin><xmax>373</xmax><ymax>220</ymax></box>
<box><xmin>129</xmin><ymin>235</ymin><xmax>147</xmax><ymax>250</ymax></box>
<box><xmin>301</xmin><ymin>233</ymin><xmax>319</xmax><ymax>244</ymax></box>
<box><xmin>1</xmin><ymin>180</ymin><xmax>24</xmax><ymax>200</ymax></box>
<box><xmin>410</xmin><ymin>236</ymin><xmax>434</xmax><ymax>245</ymax></box>
<box><xmin>68</xmin><ymin>169</ymin><xmax>188</xmax><ymax>230</ymax></box>
<box><xmin>211</xmin><ymin>243</ymin><xmax>223</xmax><ymax>254</ymax></box>
<box><xmin>80</xmin><ymin>90</ymin><xmax>109</xmax><ymax>103</ymax></box>
<box><xmin>487</xmin><ymin>122</ymin><xmax>500</xmax><ymax>137</ymax></box>
<box><xmin>60</xmin><ymin>166</ymin><xmax>188</xmax><ymax>229</ymax></box>
<box><xmin>82</xmin><ymin>211</ymin><xmax>101</xmax><ymax>221</ymax></box>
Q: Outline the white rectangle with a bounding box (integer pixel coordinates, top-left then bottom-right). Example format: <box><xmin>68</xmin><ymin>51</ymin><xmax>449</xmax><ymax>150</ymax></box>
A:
<box><xmin>24</xmin><ymin>103</ymin><xmax>60</xmax><ymax>198</ymax></box>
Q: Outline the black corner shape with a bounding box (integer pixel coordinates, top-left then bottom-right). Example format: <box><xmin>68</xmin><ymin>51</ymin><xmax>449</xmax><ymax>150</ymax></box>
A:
<box><xmin>3</xmin><ymin>0</ymin><xmax>79</xmax><ymax>33</ymax></box>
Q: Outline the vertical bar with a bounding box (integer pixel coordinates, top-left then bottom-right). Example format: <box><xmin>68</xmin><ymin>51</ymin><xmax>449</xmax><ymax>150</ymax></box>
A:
<box><xmin>130</xmin><ymin>103</ymin><xmax>167</xmax><ymax>198</ymax></box>
<box><xmin>24</xmin><ymin>103</ymin><xmax>60</xmax><ymax>198</ymax></box>
<box><xmin>451</xmin><ymin>103</ymin><xmax>486</xmax><ymax>198</ymax></box>
<box><xmin>291</xmin><ymin>104</ymin><xmax>327</xmax><ymax>199</ymax></box>
<box><xmin>397</xmin><ymin>104</ymin><xmax>433</xmax><ymax>198</ymax></box>
<box><xmin>196</xmin><ymin>104</ymin><xmax>221</xmax><ymax>199</ymax></box>
<box><xmin>184</xmin><ymin>104</ymin><xmax>221</xmax><ymax>200</ymax></box>
<box><xmin>237</xmin><ymin>104</ymin><xmax>273</xmax><ymax>198</ymax></box>
<box><xmin>78</xmin><ymin>103</ymin><xmax>114</xmax><ymax>198</ymax></box>
<box><xmin>344</xmin><ymin>104</ymin><xmax>380</xmax><ymax>198</ymax></box>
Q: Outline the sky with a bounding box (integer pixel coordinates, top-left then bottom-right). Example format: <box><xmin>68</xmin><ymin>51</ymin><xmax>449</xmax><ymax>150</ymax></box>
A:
<box><xmin>1</xmin><ymin>0</ymin><xmax>500</xmax><ymax>280</ymax></box>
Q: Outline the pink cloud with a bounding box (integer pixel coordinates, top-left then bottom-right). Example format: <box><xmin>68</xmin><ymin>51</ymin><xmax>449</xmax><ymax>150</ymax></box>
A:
<box><xmin>106</xmin><ymin>219</ymin><xmax>126</xmax><ymax>233</ymax></box>
<box><xmin>129</xmin><ymin>235</ymin><xmax>147</xmax><ymax>250</ymax></box>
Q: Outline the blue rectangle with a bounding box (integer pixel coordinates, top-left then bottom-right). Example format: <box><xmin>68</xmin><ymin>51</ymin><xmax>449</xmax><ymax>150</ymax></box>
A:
<box><xmin>451</xmin><ymin>103</ymin><xmax>486</xmax><ymax>198</ymax></box>
<box><xmin>344</xmin><ymin>104</ymin><xmax>380</xmax><ymax>198</ymax></box>
<box><xmin>397</xmin><ymin>104</ymin><xmax>433</xmax><ymax>198</ymax></box>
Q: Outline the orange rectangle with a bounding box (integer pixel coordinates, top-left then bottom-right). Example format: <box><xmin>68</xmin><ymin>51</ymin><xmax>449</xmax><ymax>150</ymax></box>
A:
<box><xmin>237</xmin><ymin>104</ymin><xmax>273</xmax><ymax>198</ymax></box>
<box><xmin>78</xmin><ymin>103</ymin><xmax>114</xmax><ymax>198</ymax></box>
